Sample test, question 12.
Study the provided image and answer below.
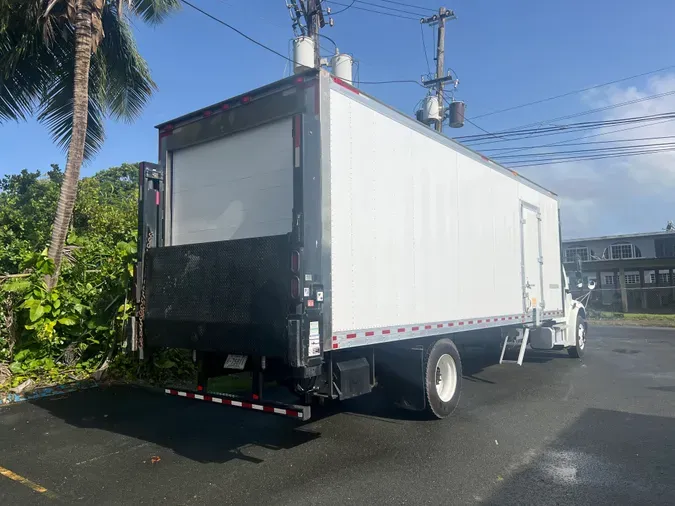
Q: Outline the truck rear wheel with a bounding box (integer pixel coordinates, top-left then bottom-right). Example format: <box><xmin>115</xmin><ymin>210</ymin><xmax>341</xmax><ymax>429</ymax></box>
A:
<box><xmin>567</xmin><ymin>314</ymin><xmax>587</xmax><ymax>358</ymax></box>
<box><xmin>424</xmin><ymin>338</ymin><xmax>462</xmax><ymax>419</ymax></box>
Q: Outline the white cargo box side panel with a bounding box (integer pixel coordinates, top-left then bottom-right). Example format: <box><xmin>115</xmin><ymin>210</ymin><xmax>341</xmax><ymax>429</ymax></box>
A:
<box><xmin>328</xmin><ymin>88</ymin><xmax>562</xmax><ymax>333</ymax></box>
<box><xmin>170</xmin><ymin>118</ymin><xmax>293</xmax><ymax>246</ymax></box>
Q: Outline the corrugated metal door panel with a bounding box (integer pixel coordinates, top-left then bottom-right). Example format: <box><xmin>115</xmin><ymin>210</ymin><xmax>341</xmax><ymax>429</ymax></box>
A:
<box><xmin>328</xmin><ymin>89</ymin><xmax>560</xmax><ymax>332</ymax></box>
<box><xmin>170</xmin><ymin>118</ymin><xmax>293</xmax><ymax>246</ymax></box>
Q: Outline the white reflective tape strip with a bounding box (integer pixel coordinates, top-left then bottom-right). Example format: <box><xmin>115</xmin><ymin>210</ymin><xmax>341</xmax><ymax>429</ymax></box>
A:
<box><xmin>177</xmin><ymin>391</ymin><xmax>187</xmax><ymax>397</ymax></box>
<box><xmin>273</xmin><ymin>408</ymin><xmax>287</xmax><ymax>415</ymax></box>
<box><xmin>212</xmin><ymin>397</ymin><xmax>223</xmax><ymax>404</ymax></box>
<box><xmin>230</xmin><ymin>400</ymin><xmax>242</xmax><ymax>407</ymax></box>
<box><xmin>252</xmin><ymin>404</ymin><xmax>264</xmax><ymax>411</ymax></box>
<box><xmin>164</xmin><ymin>389</ymin><xmax>171</xmax><ymax>394</ymax></box>
<box><xmin>294</xmin><ymin>147</ymin><xmax>300</xmax><ymax>167</ymax></box>
<box><xmin>194</xmin><ymin>394</ymin><xmax>204</xmax><ymax>400</ymax></box>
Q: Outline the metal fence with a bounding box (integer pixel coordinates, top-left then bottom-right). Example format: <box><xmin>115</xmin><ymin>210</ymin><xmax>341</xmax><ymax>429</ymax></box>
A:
<box><xmin>570</xmin><ymin>285</ymin><xmax>675</xmax><ymax>314</ymax></box>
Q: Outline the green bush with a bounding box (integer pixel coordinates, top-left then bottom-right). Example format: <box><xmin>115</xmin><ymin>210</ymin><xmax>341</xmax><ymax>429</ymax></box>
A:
<box><xmin>0</xmin><ymin>163</ymin><xmax>192</xmax><ymax>389</ymax></box>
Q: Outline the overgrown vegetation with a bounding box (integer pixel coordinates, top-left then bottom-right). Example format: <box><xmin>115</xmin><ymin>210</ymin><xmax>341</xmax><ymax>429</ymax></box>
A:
<box><xmin>587</xmin><ymin>308</ymin><xmax>675</xmax><ymax>327</ymax></box>
<box><xmin>0</xmin><ymin>163</ymin><xmax>194</xmax><ymax>390</ymax></box>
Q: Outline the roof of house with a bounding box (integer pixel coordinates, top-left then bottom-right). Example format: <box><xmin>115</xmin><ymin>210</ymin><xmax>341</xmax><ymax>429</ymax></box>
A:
<box><xmin>563</xmin><ymin>230</ymin><xmax>675</xmax><ymax>244</ymax></box>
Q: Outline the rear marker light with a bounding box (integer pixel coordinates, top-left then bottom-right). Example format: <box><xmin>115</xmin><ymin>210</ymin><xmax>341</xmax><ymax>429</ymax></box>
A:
<box><xmin>291</xmin><ymin>251</ymin><xmax>300</xmax><ymax>273</ymax></box>
<box><xmin>291</xmin><ymin>276</ymin><xmax>300</xmax><ymax>299</ymax></box>
<box><xmin>221</xmin><ymin>103</ymin><xmax>230</xmax><ymax>110</ymax></box>
<box><xmin>241</xmin><ymin>96</ymin><xmax>252</xmax><ymax>104</ymax></box>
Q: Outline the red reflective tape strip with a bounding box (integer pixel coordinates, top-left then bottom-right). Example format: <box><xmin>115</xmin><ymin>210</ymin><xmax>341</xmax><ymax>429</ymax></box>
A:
<box><xmin>448</xmin><ymin>323</ymin><xmax>454</xmax><ymax>327</ymax></box>
<box><xmin>508</xmin><ymin>316</ymin><xmax>513</xmax><ymax>320</ymax></box>
<box><xmin>397</xmin><ymin>328</ymin><xmax>405</xmax><ymax>333</ymax></box>
<box><xmin>346</xmin><ymin>333</ymin><xmax>357</xmax><ymax>339</ymax></box>
<box><xmin>365</xmin><ymin>331</ymin><xmax>375</xmax><ymax>336</ymax></box>
<box><xmin>458</xmin><ymin>322</ymin><xmax>465</xmax><ymax>326</ymax></box>
<box><xmin>425</xmin><ymin>325</ymin><xmax>432</xmax><ymax>329</ymax></box>
<box><xmin>501</xmin><ymin>317</ymin><xmax>506</xmax><ymax>320</ymax></box>
<box><xmin>332</xmin><ymin>343</ymin><xmax>339</xmax><ymax>349</ymax></box>
<box><xmin>437</xmin><ymin>324</ymin><xmax>444</xmax><ymax>328</ymax></box>
<box><xmin>477</xmin><ymin>320</ymin><xmax>483</xmax><ymax>324</ymax></box>
<box><xmin>382</xmin><ymin>330</ymin><xmax>391</xmax><ymax>335</ymax></box>
<box><xmin>332</xmin><ymin>76</ymin><xmax>360</xmax><ymax>94</ymax></box>
<box><xmin>332</xmin><ymin>335</ymin><xmax>337</xmax><ymax>341</ymax></box>
<box><xmin>412</xmin><ymin>326</ymin><xmax>419</xmax><ymax>331</ymax></box>
<box><xmin>468</xmin><ymin>320</ymin><xmax>474</xmax><ymax>324</ymax></box>
<box><xmin>167</xmin><ymin>389</ymin><xmax>178</xmax><ymax>395</ymax></box>
<box><xmin>155</xmin><ymin>190</ymin><xmax>160</xmax><ymax>205</ymax></box>
<box><xmin>263</xmin><ymin>406</ymin><xmax>274</xmax><ymax>413</ymax></box>
<box><xmin>186</xmin><ymin>392</ymin><xmax>195</xmax><ymax>399</ymax></box>
<box><xmin>294</xmin><ymin>115</ymin><xmax>302</xmax><ymax>148</ymax></box>
<box><xmin>203</xmin><ymin>395</ymin><xmax>212</xmax><ymax>402</ymax></box>
<box><xmin>242</xmin><ymin>402</ymin><xmax>253</xmax><ymax>409</ymax></box>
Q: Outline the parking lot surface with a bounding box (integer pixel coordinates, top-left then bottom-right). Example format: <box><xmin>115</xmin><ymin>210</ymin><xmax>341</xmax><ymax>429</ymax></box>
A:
<box><xmin>1</xmin><ymin>325</ymin><xmax>674</xmax><ymax>505</ymax></box>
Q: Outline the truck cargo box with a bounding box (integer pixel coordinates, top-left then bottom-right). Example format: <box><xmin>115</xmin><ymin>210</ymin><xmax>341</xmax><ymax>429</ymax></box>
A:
<box><xmin>139</xmin><ymin>69</ymin><xmax>564</xmax><ymax>372</ymax></box>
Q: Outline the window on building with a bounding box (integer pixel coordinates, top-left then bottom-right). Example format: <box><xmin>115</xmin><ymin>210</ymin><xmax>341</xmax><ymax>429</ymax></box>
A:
<box><xmin>565</xmin><ymin>247</ymin><xmax>589</xmax><ymax>263</ymax></box>
<box><xmin>659</xmin><ymin>273</ymin><xmax>671</xmax><ymax>284</ymax></box>
<box><xmin>604</xmin><ymin>275</ymin><xmax>615</xmax><ymax>285</ymax></box>
<box><xmin>650</xmin><ymin>273</ymin><xmax>656</xmax><ymax>284</ymax></box>
<box><xmin>624</xmin><ymin>274</ymin><xmax>640</xmax><ymax>284</ymax></box>
<box><xmin>608</xmin><ymin>242</ymin><xmax>642</xmax><ymax>260</ymax></box>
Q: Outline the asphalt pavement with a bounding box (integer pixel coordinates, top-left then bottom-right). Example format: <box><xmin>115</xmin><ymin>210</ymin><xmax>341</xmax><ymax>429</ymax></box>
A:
<box><xmin>1</xmin><ymin>325</ymin><xmax>674</xmax><ymax>505</ymax></box>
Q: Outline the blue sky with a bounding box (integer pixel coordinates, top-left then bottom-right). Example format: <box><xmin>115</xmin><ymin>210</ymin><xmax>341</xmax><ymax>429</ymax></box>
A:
<box><xmin>2</xmin><ymin>0</ymin><xmax>675</xmax><ymax>237</ymax></box>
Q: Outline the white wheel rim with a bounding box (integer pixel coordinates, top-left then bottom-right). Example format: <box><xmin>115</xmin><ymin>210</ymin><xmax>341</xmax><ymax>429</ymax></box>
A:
<box><xmin>578</xmin><ymin>323</ymin><xmax>586</xmax><ymax>349</ymax></box>
<box><xmin>435</xmin><ymin>353</ymin><xmax>457</xmax><ymax>402</ymax></box>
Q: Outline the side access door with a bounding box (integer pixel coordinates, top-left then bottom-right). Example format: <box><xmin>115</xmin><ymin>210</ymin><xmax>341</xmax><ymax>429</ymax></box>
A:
<box><xmin>520</xmin><ymin>202</ymin><xmax>544</xmax><ymax>318</ymax></box>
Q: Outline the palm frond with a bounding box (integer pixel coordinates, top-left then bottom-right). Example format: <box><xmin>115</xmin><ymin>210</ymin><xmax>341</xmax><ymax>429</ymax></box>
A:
<box><xmin>128</xmin><ymin>0</ymin><xmax>180</xmax><ymax>25</ymax></box>
<box><xmin>36</xmin><ymin>42</ymin><xmax>107</xmax><ymax>160</ymax></box>
<box><xmin>0</xmin><ymin>2</ymin><xmax>55</xmax><ymax>121</ymax></box>
<box><xmin>99</xmin><ymin>3</ymin><xmax>155</xmax><ymax>121</ymax></box>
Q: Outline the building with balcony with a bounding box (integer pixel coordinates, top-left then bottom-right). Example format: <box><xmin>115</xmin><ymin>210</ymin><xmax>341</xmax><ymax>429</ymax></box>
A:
<box><xmin>562</xmin><ymin>231</ymin><xmax>675</xmax><ymax>312</ymax></box>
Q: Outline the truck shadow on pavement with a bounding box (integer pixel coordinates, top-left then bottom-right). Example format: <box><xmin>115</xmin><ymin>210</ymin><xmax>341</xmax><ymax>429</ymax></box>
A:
<box><xmin>31</xmin><ymin>385</ymin><xmax>320</xmax><ymax>464</ymax></box>
<box><xmin>481</xmin><ymin>407</ymin><xmax>675</xmax><ymax>505</ymax></box>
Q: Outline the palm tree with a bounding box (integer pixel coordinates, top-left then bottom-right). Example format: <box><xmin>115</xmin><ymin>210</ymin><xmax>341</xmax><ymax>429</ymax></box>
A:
<box><xmin>0</xmin><ymin>0</ymin><xmax>179</xmax><ymax>288</ymax></box>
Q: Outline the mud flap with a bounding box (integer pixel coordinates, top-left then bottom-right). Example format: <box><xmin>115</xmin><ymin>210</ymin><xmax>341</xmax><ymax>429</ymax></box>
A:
<box><xmin>376</xmin><ymin>344</ymin><xmax>426</xmax><ymax>411</ymax></box>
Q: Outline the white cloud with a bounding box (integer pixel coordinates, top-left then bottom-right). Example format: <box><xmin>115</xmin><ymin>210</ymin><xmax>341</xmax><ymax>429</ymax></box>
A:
<box><xmin>517</xmin><ymin>74</ymin><xmax>675</xmax><ymax>239</ymax></box>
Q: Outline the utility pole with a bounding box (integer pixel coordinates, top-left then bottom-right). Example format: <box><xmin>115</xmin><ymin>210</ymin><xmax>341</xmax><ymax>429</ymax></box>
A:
<box><xmin>422</xmin><ymin>7</ymin><xmax>455</xmax><ymax>132</ymax></box>
<box><xmin>434</xmin><ymin>7</ymin><xmax>447</xmax><ymax>133</ymax></box>
<box><xmin>303</xmin><ymin>0</ymin><xmax>324</xmax><ymax>68</ymax></box>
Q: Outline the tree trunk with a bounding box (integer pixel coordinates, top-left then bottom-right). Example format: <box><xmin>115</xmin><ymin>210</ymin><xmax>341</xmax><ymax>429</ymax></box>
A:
<box><xmin>46</xmin><ymin>2</ymin><xmax>93</xmax><ymax>290</ymax></box>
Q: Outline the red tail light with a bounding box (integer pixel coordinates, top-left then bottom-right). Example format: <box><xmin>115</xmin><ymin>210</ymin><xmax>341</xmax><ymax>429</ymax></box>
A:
<box><xmin>291</xmin><ymin>276</ymin><xmax>300</xmax><ymax>299</ymax></box>
<box><xmin>291</xmin><ymin>250</ymin><xmax>300</xmax><ymax>273</ymax></box>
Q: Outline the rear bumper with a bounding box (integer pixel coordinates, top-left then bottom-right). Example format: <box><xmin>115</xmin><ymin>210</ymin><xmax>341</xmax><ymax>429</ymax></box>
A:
<box><xmin>163</xmin><ymin>387</ymin><xmax>311</xmax><ymax>421</ymax></box>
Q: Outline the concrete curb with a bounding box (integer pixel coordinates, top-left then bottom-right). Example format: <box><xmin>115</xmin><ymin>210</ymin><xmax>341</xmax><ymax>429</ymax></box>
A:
<box><xmin>0</xmin><ymin>379</ymin><xmax>98</xmax><ymax>406</ymax></box>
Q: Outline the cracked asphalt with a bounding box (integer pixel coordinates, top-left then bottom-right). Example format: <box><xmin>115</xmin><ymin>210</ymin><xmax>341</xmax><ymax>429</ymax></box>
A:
<box><xmin>1</xmin><ymin>325</ymin><xmax>674</xmax><ymax>505</ymax></box>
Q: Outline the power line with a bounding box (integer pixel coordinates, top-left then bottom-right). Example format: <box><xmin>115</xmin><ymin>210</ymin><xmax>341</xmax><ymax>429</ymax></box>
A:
<box><xmin>420</xmin><ymin>23</ymin><xmax>431</xmax><ymax>74</ymax></box>
<box><xmin>352</xmin><ymin>0</ymin><xmax>431</xmax><ymax>16</ymax></box>
<box><xmin>454</xmin><ymin>113</ymin><xmax>675</xmax><ymax>144</ymax></box>
<box><xmin>328</xmin><ymin>0</ymin><xmax>419</xmax><ymax>19</ymax></box>
<box><xmin>494</xmin><ymin>142</ymin><xmax>675</xmax><ymax>160</ymax></box>
<box><xmin>464</xmin><ymin>89</ymin><xmax>675</xmax><ymax>146</ymax></box>
<box><xmin>470</xmin><ymin>64</ymin><xmax>675</xmax><ymax>120</ymax></box>
<box><xmin>181</xmin><ymin>0</ymin><xmax>295</xmax><ymax>64</ymax></box>
<box><xmin>504</xmin><ymin>147</ymin><xmax>675</xmax><ymax>169</ymax></box>
<box><xmin>483</xmin><ymin>117</ymin><xmax>675</xmax><ymax>157</ymax></box>
<box><xmin>481</xmin><ymin>135</ymin><xmax>675</xmax><ymax>153</ymax></box>
<box><xmin>358</xmin><ymin>79</ymin><xmax>425</xmax><ymax>87</ymax></box>
<box><xmin>362</xmin><ymin>0</ymin><xmax>435</xmax><ymax>11</ymax></box>
<box><xmin>330</xmin><ymin>0</ymin><xmax>356</xmax><ymax>15</ymax></box>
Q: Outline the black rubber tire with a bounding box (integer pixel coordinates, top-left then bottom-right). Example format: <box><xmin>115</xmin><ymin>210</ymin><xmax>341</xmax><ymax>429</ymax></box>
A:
<box><xmin>567</xmin><ymin>313</ymin><xmax>587</xmax><ymax>358</ymax></box>
<box><xmin>424</xmin><ymin>338</ymin><xmax>462</xmax><ymax>419</ymax></box>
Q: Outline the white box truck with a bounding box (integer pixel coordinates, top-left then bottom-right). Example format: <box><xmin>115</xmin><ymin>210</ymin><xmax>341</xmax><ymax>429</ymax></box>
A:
<box><xmin>136</xmin><ymin>69</ymin><xmax>589</xmax><ymax>420</ymax></box>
